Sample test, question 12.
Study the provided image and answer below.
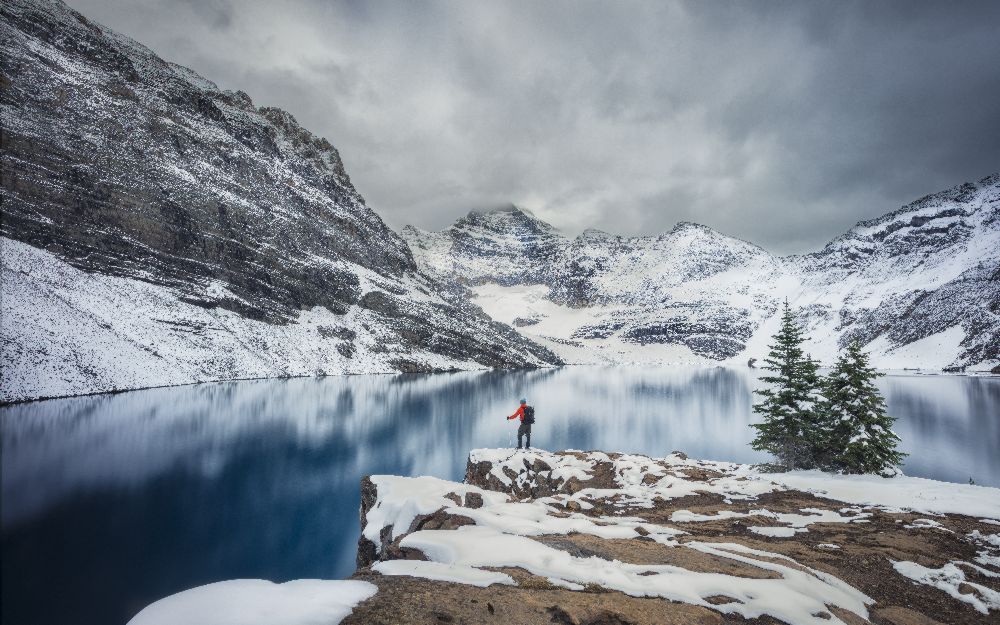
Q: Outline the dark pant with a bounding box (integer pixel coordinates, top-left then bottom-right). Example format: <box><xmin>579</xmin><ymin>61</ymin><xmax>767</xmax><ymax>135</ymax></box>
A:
<box><xmin>517</xmin><ymin>422</ymin><xmax>531</xmax><ymax>449</ymax></box>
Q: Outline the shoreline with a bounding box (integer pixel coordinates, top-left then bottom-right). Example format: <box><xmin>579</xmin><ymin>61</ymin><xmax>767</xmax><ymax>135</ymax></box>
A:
<box><xmin>129</xmin><ymin>448</ymin><xmax>1000</xmax><ymax>623</ymax></box>
<box><xmin>3</xmin><ymin>362</ymin><xmax>997</xmax><ymax>407</ymax></box>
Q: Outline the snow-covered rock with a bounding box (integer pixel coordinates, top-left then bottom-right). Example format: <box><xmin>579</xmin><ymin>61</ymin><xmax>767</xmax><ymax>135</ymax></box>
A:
<box><xmin>0</xmin><ymin>0</ymin><xmax>560</xmax><ymax>402</ymax></box>
<box><xmin>404</xmin><ymin>177</ymin><xmax>1000</xmax><ymax>370</ymax></box>
<box><xmin>351</xmin><ymin>448</ymin><xmax>1000</xmax><ymax>624</ymax></box>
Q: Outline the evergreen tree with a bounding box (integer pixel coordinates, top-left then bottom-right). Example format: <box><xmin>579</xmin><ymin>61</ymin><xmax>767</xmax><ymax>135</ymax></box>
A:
<box><xmin>821</xmin><ymin>341</ymin><xmax>906</xmax><ymax>474</ymax></box>
<box><xmin>750</xmin><ymin>301</ymin><xmax>824</xmax><ymax>469</ymax></box>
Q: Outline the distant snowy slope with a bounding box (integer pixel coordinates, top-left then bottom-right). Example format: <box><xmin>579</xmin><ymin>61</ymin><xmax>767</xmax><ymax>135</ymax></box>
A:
<box><xmin>404</xmin><ymin>175</ymin><xmax>1000</xmax><ymax>370</ymax></box>
<box><xmin>405</xmin><ymin>210</ymin><xmax>791</xmax><ymax>364</ymax></box>
<box><xmin>0</xmin><ymin>0</ymin><xmax>559</xmax><ymax>402</ymax></box>
<box><xmin>791</xmin><ymin>175</ymin><xmax>1000</xmax><ymax>368</ymax></box>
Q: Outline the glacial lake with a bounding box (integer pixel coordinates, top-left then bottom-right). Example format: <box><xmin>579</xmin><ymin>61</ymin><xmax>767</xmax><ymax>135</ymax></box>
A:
<box><xmin>2</xmin><ymin>366</ymin><xmax>998</xmax><ymax>625</ymax></box>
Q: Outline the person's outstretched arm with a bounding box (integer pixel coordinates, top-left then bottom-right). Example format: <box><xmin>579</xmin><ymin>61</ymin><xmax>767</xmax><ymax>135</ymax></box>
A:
<box><xmin>507</xmin><ymin>405</ymin><xmax>525</xmax><ymax>420</ymax></box>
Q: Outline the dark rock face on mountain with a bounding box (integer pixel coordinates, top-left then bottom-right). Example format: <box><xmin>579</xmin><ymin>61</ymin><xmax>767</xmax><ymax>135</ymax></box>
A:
<box><xmin>2</xmin><ymin>0</ymin><xmax>410</xmax><ymax>323</ymax></box>
<box><xmin>405</xmin><ymin>177</ymin><xmax>1000</xmax><ymax>370</ymax></box>
<box><xmin>0</xmin><ymin>0</ymin><xmax>560</xmax><ymax>403</ymax></box>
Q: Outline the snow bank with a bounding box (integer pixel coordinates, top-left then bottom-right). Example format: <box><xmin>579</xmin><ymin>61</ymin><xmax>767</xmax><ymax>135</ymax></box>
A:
<box><xmin>866</xmin><ymin>326</ymin><xmax>967</xmax><ymax>371</ymax></box>
<box><xmin>762</xmin><ymin>471</ymin><xmax>1000</xmax><ymax>519</ymax></box>
<box><xmin>126</xmin><ymin>579</ymin><xmax>377</xmax><ymax>625</ymax></box>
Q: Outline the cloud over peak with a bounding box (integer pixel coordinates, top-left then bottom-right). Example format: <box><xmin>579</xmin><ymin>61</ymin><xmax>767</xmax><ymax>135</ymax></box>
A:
<box><xmin>68</xmin><ymin>0</ymin><xmax>1000</xmax><ymax>253</ymax></box>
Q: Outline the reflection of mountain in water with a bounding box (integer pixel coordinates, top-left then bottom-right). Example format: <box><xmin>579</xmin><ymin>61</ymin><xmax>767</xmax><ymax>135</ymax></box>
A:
<box><xmin>881</xmin><ymin>375</ymin><xmax>1000</xmax><ymax>487</ymax></box>
<box><xmin>4</xmin><ymin>368</ymin><xmax>997</xmax><ymax>526</ymax></box>
<box><xmin>2</xmin><ymin>366</ymin><xmax>758</xmax><ymax>525</ymax></box>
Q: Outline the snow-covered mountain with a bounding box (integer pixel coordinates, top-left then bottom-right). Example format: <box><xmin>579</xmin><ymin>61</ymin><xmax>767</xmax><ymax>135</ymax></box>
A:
<box><xmin>2</xmin><ymin>0</ymin><xmax>995</xmax><ymax>404</ymax></box>
<box><xmin>404</xmin><ymin>175</ymin><xmax>1000</xmax><ymax>371</ymax></box>
<box><xmin>0</xmin><ymin>0</ymin><xmax>560</xmax><ymax>403</ymax></box>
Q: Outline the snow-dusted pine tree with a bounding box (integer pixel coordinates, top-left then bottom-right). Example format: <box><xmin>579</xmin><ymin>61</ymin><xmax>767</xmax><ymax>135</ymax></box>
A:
<box><xmin>822</xmin><ymin>341</ymin><xmax>906</xmax><ymax>474</ymax></box>
<box><xmin>750</xmin><ymin>301</ymin><xmax>824</xmax><ymax>469</ymax></box>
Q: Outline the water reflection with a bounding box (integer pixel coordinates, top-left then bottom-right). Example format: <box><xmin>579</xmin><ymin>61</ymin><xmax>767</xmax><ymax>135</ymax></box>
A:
<box><xmin>1</xmin><ymin>367</ymin><xmax>997</xmax><ymax>625</ymax></box>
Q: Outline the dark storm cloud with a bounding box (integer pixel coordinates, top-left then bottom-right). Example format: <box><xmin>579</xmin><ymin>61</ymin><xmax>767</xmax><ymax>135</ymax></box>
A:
<box><xmin>66</xmin><ymin>0</ymin><xmax>1000</xmax><ymax>253</ymax></box>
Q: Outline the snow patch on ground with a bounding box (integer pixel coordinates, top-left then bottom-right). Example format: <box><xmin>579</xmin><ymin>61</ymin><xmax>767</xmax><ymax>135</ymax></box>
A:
<box><xmin>904</xmin><ymin>518</ymin><xmax>954</xmax><ymax>532</ymax></box>
<box><xmin>362</xmin><ymin>475</ymin><xmax>507</xmax><ymax>548</ymax></box>
<box><xmin>671</xmin><ymin>510</ymin><xmax>748</xmax><ymax>523</ymax></box>
<box><xmin>761</xmin><ymin>471</ymin><xmax>1000</xmax><ymax>519</ymax></box>
<box><xmin>373</xmin><ymin>560</ymin><xmax>515</xmax><ymax>587</ymax></box>
<box><xmin>892</xmin><ymin>561</ymin><xmax>1000</xmax><ymax>614</ymax></box>
<box><xmin>749</xmin><ymin>526</ymin><xmax>801</xmax><ymax>537</ymax></box>
<box><xmin>400</xmin><ymin>525</ymin><xmax>870</xmax><ymax>625</ymax></box>
<box><xmin>671</xmin><ymin>507</ymin><xmax>870</xmax><ymax>535</ymax></box>
<box><xmin>126</xmin><ymin>579</ymin><xmax>377</xmax><ymax>625</ymax></box>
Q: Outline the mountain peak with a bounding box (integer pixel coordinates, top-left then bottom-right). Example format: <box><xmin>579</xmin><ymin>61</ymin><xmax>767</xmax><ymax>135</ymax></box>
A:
<box><xmin>470</xmin><ymin>203</ymin><xmax>541</xmax><ymax>221</ymax></box>
<box><xmin>668</xmin><ymin>221</ymin><xmax>716</xmax><ymax>234</ymax></box>
<box><xmin>452</xmin><ymin>203</ymin><xmax>560</xmax><ymax>236</ymax></box>
<box><xmin>578</xmin><ymin>228</ymin><xmax>615</xmax><ymax>241</ymax></box>
<box><xmin>484</xmin><ymin>202</ymin><xmax>521</xmax><ymax>214</ymax></box>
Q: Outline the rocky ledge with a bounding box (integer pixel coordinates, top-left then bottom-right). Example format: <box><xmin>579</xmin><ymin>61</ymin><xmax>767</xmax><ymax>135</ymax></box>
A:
<box><xmin>348</xmin><ymin>449</ymin><xmax>1000</xmax><ymax>625</ymax></box>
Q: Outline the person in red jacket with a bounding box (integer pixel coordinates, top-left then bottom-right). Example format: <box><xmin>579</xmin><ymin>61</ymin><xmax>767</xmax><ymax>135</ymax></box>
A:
<box><xmin>507</xmin><ymin>398</ymin><xmax>534</xmax><ymax>449</ymax></box>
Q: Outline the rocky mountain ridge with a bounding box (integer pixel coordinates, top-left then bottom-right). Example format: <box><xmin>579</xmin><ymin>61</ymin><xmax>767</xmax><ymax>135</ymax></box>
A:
<box><xmin>0</xmin><ymin>0</ymin><xmax>560</xmax><ymax>403</ymax></box>
<box><xmin>404</xmin><ymin>174</ymin><xmax>1000</xmax><ymax>369</ymax></box>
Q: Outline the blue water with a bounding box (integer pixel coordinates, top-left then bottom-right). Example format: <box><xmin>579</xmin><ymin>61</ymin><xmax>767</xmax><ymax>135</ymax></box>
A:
<box><xmin>2</xmin><ymin>366</ymin><xmax>998</xmax><ymax>624</ymax></box>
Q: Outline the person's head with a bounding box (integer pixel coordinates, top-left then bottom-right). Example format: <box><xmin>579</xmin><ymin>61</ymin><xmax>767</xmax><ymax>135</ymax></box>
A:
<box><xmin>520</xmin><ymin>398</ymin><xmax>527</xmax><ymax>405</ymax></box>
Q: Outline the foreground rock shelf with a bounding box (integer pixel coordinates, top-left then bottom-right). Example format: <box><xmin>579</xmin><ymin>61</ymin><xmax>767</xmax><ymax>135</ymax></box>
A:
<box><xmin>348</xmin><ymin>449</ymin><xmax>1000</xmax><ymax>625</ymax></box>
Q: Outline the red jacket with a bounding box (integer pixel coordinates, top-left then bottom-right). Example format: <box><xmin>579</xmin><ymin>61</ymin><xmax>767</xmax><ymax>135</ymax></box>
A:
<box><xmin>507</xmin><ymin>405</ymin><xmax>526</xmax><ymax>421</ymax></box>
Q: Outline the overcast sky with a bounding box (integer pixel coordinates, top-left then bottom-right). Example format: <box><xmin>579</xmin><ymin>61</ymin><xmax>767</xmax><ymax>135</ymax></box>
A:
<box><xmin>69</xmin><ymin>0</ymin><xmax>1000</xmax><ymax>253</ymax></box>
